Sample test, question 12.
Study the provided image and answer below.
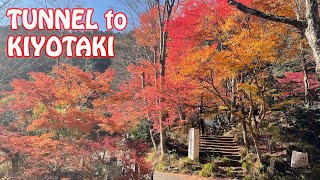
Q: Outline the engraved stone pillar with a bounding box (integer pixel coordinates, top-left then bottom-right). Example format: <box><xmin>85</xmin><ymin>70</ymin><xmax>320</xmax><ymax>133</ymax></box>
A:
<box><xmin>188</xmin><ymin>128</ymin><xmax>199</xmax><ymax>160</ymax></box>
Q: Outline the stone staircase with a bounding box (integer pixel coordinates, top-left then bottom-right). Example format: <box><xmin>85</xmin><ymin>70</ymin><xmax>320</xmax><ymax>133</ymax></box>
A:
<box><xmin>199</xmin><ymin>135</ymin><xmax>243</xmax><ymax>178</ymax></box>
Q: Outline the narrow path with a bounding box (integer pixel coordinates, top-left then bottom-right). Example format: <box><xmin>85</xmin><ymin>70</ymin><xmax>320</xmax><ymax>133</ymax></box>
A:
<box><xmin>153</xmin><ymin>172</ymin><xmax>215</xmax><ymax>180</ymax></box>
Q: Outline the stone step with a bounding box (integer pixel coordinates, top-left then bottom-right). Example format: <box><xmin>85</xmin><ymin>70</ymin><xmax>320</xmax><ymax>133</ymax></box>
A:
<box><xmin>199</xmin><ymin>143</ymin><xmax>239</xmax><ymax>147</ymax></box>
<box><xmin>216</xmin><ymin>173</ymin><xmax>244</xmax><ymax>179</ymax></box>
<box><xmin>199</xmin><ymin>135</ymin><xmax>243</xmax><ymax>178</ymax></box>
<box><xmin>216</xmin><ymin>167</ymin><xmax>243</xmax><ymax>173</ymax></box>
<box><xmin>199</xmin><ymin>142</ymin><xmax>240</xmax><ymax>150</ymax></box>
<box><xmin>220</xmin><ymin>167</ymin><xmax>243</xmax><ymax>173</ymax></box>
<box><xmin>225</xmin><ymin>171</ymin><xmax>243</xmax><ymax>176</ymax></box>
<box><xmin>200</xmin><ymin>141</ymin><xmax>238</xmax><ymax>146</ymax></box>
<box><xmin>200</xmin><ymin>150</ymin><xmax>240</xmax><ymax>156</ymax></box>
<box><xmin>200</xmin><ymin>143</ymin><xmax>238</xmax><ymax>147</ymax></box>
<box><xmin>200</xmin><ymin>139</ymin><xmax>236</xmax><ymax>143</ymax></box>
<box><xmin>218</xmin><ymin>166</ymin><xmax>243</xmax><ymax>171</ymax></box>
<box><xmin>224</xmin><ymin>155</ymin><xmax>241</xmax><ymax>161</ymax></box>
<box><xmin>199</xmin><ymin>136</ymin><xmax>235</xmax><ymax>140</ymax></box>
<box><xmin>199</xmin><ymin>147</ymin><xmax>240</xmax><ymax>153</ymax></box>
<box><xmin>214</xmin><ymin>160</ymin><xmax>242</xmax><ymax>167</ymax></box>
<box><xmin>200</xmin><ymin>155</ymin><xmax>242</xmax><ymax>162</ymax></box>
<box><xmin>232</xmin><ymin>167</ymin><xmax>243</xmax><ymax>171</ymax></box>
<box><xmin>200</xmin><ymin>137</ymin><xmax>236</xmax><ymax>141</ymax></box>
<box><xmin>200</xmin><ymin>136</ymin><xmax>235</xmax><ymax>139</ymax></box>
<box><xmin>200</xmin><ymin>136</ymin><xmax>235</xmax><ymax>140</ymax></box>
<box><xmin>200</xmin><ymin>148</ymin><xmax>239</xmax><ymax>153</ymax></box>
<box><xmin>200</xmin><ymin>147</ymin><xmax>239</xmax><ymax>150</ymax></box>
<box><xmin>199</xmin><ymin>151</ymin><xmax>241</xmax><ymax>161</ymax></box>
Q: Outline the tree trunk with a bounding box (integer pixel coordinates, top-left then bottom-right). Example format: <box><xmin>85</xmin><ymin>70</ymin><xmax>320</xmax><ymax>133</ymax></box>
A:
<box><xmin>247</xmin><ymin>121</ymin><xmax>263</xmax><ymax>164</ymax></box>
<box><xmin>239</xmin><ymin>75</ymin><xmax>250</xmax><ymax>150</ymax></box>
<box><xmin>178</xmin><ymin>105</ymin><xmax>186</xmax><ymax>120</ymax></box>
<box><xmin>142</xmin><ymin>72</ymin><xmax>158</xmax><ymax>150</ymax></box>
<box><xmin>302</xmin><ymin>58</ymin><xmax>312</xmax><ymax>107</ymax></box>
<box><xmin>134</xmin><ymin>163</ymin><xmax>140</xmax><ymax>180</ymax></box>
<box><xmin>11</xmin><ymin>153</ymin><xmax>19</xmax><ymax>177</ymax></box>
<box><xmin>241</xmin><ymin>118</ymin><xmax>250</xmax><ymax>150</ymax></box>
<box><xmin>230</xmin><ymin>78</ymin><xmax>236</xmax><ymax>123</ymax></box>
<box><xmin>304</xmin><ymin>0</ymin><xmax>320</xmax><ymax>73</ymax></box>
<box><xmin>155</xmin><ymin>0</ymin><xmax>177</xmax><ymax>155</ymax></box>
<box><xmin>158</xmin><ymin>23</ymin><xmax>168</xmax><ymax>156</ymax></box>
<box><xmin>153</xmin><ymin>46</ymin><xmax>158</xmax><ymax>85</ymax></box>
<box><xmin>158</xmin><ymin>75</ymin><xmax>166</xmax><ymax>155</ymax></box>
<box><xmin>251</xmin><ymin>132</ymin><xmax>262</xmax><ymax>164</ymax></box>
<box><xmin>159</xmin><ymin>116</ymin><xmax>166</xmax><ymax>155</ymax></box>
<box><xmin>149</xmin><ymin>127</ymin><xmax>157</xmax><ymax>150</ymax></box>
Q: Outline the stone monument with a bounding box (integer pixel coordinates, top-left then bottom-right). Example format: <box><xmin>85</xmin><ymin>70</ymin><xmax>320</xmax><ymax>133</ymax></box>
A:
<box><xmin>291</xmin><ymin>150</ymin><xmax>309</xmax><ymax>168</ymax></box>
<box><xmin>188</xmin><ymin>128</ymin><xmax>199</xmax><ymax>160</ymax></box>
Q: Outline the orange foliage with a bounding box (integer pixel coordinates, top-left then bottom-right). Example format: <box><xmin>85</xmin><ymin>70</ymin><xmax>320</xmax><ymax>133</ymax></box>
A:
<box><xmin>134</xmin><ymin>7</ymin><xmax>160</xmax><ymax>48</ymax></box>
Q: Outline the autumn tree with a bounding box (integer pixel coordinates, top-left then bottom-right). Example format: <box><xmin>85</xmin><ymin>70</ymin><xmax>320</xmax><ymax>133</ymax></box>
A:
<box><xmin>0</xmin><ymin>129</ymin><xmax>92</xmax><ymax>178</ymax></box>
<box><xmin>0</xmin><ymin>64</ymin><xmax>146</xmax><ymax>178</ymax></box>
<box><xmin>130</xmin><ymin>0</ymin><xmax>181</xmax><ymax>155</ymax></box>
<box><xmin>228</xmin><ymin>0</ymin><xmax>320</xmax><ymax>75</ymax></box>
<box><xmin>167</xmin><ymin>0</ymin><xmax>300</xmax><ymax>163</ymax></box>
<box><xmin>278</xmin><ymin>71</ymin><xmax>320</xmax><ymax>105</ymax></box>
<box><xmin>152</xmin><ymin>0</ymin><xmax>181</xmax><ymax>155</ymax></box>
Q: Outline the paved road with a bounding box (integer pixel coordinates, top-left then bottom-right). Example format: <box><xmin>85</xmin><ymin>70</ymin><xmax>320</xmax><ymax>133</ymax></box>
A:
<box><xmin>153</xmin><ymin>172</ymin><xmax>213</xmax><ymax>180</ymax></box>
